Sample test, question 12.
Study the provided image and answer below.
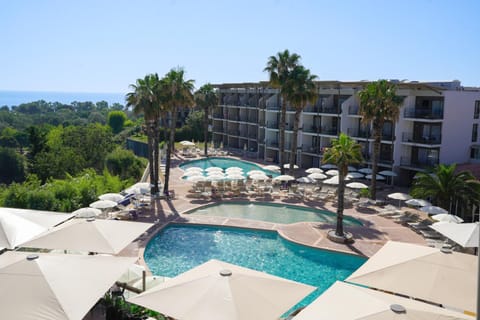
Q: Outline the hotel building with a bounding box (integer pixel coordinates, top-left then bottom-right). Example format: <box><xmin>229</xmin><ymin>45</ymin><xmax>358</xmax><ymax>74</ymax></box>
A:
<box><xmin>211</xmin><ymin>80</ymin><xmax>480</xmax><ymax>185</ymax></box>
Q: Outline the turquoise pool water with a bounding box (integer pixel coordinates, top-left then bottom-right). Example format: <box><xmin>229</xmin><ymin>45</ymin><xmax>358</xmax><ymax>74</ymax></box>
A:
<box><xmin>179</xmin><ymin>157</ymin><xmax>279</xmax><ymax>178</ymax></box>
<box><xmin>187</xmin><ymin>202</ymin><xmax>363</xmax><ymax>226</ymax></box>
<box><xmin>144</xmin><ymin>225</ymin><xmax>366</xmax><ymax>311</ymax></box>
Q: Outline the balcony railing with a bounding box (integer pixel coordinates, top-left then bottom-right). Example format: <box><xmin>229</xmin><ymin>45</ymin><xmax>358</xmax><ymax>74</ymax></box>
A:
<box><xmin>227</xmin><ymin>115</ymin><xmax>239</xmax><ymax>121</ymax></box>
<box><xmin>404</xmin><ymin>108</ymin><xmax>444</xmax><ymax>120</ymax></box>
<box><xmin>303</xmin><ymin>106</ymin><xmax>320</xmax><ymax>113</ymax></box>
<box><xmin>266</xmin><ymin>103</ymin><xmax>280</xmax><ymax>110</ymax></box>
<box><xmin>319</xmin><ymin>127</ymin><xmax>338</xmax><ymax>135</ymax></box>
<box><xmin>347</xmin><ymin>128</ymin><xmax>370</xmax><ymax>139</ymax></box>
<box><xmin>227</xmin><ymin>130</ymin><xmax>240</xmax><ymax>136</ymax></box>
<box><xmin>266</xmin><ymin>140</ymin><xmax>278</xmax><ymax>148</ymax></box>
<box><xmin>319</xmin><ymin>106</ymin><xmax>340</xmax><ymax>114</ymax></box>
<box><xmin>248</xmin><ymin>132</ymin><xmax>257</xmax><ymax>139</ymax></box>
<box><xmin>381</xmin><ymin>132</ymin><xmax>394</xmax><ymax>141</ymax></box>
<box><xmin>302</xmin><ymin>146</ymin><xmax>322</xmax><ymax>154</ymax></box>
<box><xmin>402</xmin><ymin>132</ymin><xmax>442</xmax><ymax>144</ymax></box>
<box><xmin>248</xmin><ymin>117</ymin><xmax>258</xmax><ymax>123</ymax></box>
<box><xmin>303</xmin><ymin>125</ymin><xmax>321</xmax><ymax>134</ymax></box>
<box><xmin>400</xmin><ymin>156</ymin><xmax>439</xmax><ymax>168</ymax></box>
<box><xmin>212</xmin><ymin>113</ymin><xmax>224</xmax><ymax>119</ymax></box>
<box><xmin>266</xmin><ymin>122</ymin><xmax>278</xmax><ymax>129</ymax></box>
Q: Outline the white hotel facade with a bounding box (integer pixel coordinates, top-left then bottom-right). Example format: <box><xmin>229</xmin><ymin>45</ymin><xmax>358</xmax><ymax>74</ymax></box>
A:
<box><xmin>211</xmin><ymin>80</ymin><xmax>480</xmax><ymax>185</ymax></box>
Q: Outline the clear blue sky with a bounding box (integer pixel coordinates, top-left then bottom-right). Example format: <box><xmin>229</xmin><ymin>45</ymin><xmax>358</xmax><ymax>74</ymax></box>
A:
<box><xmin>1</xmin><ymin>0</ymin><xmax>478</xmax><ymax>93</ymax></box>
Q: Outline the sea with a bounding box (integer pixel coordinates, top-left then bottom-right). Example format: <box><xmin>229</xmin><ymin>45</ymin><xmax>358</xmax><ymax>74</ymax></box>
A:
<box><xmin>0</xmin><ymin>90</ymin><xmax>126</xmax><ymax>108</ymax></box>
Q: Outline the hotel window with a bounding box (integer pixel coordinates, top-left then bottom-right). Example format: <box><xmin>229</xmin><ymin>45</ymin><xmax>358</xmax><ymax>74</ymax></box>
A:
<box><xmin>475</xmin><ymin>101</ymin><xmax>480</xmax><ymax>119</ymax></box>
<box><xmin>472</xmin><ymin>124</ymin><xmax>478</xmax><ymax>142</ymax></box>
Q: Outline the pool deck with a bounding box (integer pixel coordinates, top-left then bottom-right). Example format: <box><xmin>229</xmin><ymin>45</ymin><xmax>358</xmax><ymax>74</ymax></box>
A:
<box><xmin>121</xmin><ymin>154</ymin><xmax>427</xmax><ymax>267</ymax></box>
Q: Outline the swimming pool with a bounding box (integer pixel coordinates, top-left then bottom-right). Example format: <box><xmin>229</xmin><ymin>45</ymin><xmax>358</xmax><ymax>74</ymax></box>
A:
<box><xmin>179</xmin><ymin>157</ymin><xmax>279</xmax><ymax>178</ymax></box>
<box><xmin>186</xmin><ymin>202</ymin><xmax>363</xmax><ymax>226</ymax></box>
<box><xmin>144</xmin><ymin>224</ymin><xmax>366</xmax><ymax>310</ymax></box>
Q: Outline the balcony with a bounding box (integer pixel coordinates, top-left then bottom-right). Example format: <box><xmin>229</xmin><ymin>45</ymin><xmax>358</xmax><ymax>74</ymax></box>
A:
<box><xmin>227</xmin><ymin>130</ymin><xmax>240</xmax><ymax>136</ymax></box>
<box><xmin>238</xmin><ymin>116</ymin><xmax>248</xmax><ymax>122</ymax></box>
<box><xmin>404</xmin><ymin>108</ymin><xmax>444</xmax><ymax>120</ymax></box>
<box><xmin>248</xmin><ymin>132</ymin><xmax>257</xmax><ymax>139</ymax></box>
<box><xmin>248</xmin><ymin>117</ymin><xmax>258</xmax><ymax>123</ymax></box>
<box><xmin>302</xmin><ymin>146</ymin><xmax>322</xmax><ymax>154</ymax></box>
<box><xmin>402</xmin><ymin>132</ymin><xmax>442</xmax><ymax>145</ymax></box>
<box><xmin>319</xmin><ymin>106</ymin><xmax>340</xmax><ymax>114</ymax></box>
<box><xmin>212</xmin><ymin>126</ymin><xmax>223</xmax><ymax>132</ymax></box>
<box><xmin>266</xmin><ymin>122</ymin><xmax>278</xmax><ymax>129</ymax></box>
<box><xmin>303</xmin><ymin>106</ymin><xmax>320</xmax><ymax>113</ymax></box>
<box><xmin>212</xmin><ymin>113</ymin><xmax>224</xmax><ymax>119</ymax></box>
<box><xmin>266</xmin><ymin>103</ymin><xmax>280</xmax><ymax>110</ymax></box>
<box><xmin>319</xmin><ymin>126</ymin><xmax>339</xmax><ymax>135</ymax></box>
<box><xmin>303</xmin><ymin>125</ymin><xmax>321</xmax><ymax>134</ymax></box>
<box><xmin>347</xmin><ymin>128</ymin><xmax>370</xmax><ymax>139</ymax></box>
<box><xmin>266</xmin><ymin>140</ymin><xmax>278</xmax><ymax>148</ymax></box>
<box><xmin>227</xmin><ymin>114</ymin><xmax>239</xmax><ymax>121</ymax></box>
<box><xmin>400</xmin><ymin>156</ymin><xmax>439</xmax><ymax>169</ymax></box>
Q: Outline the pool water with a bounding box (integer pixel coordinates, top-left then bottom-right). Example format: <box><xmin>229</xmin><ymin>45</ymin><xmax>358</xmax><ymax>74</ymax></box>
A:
<box><xmin>187</xmin><ymin>202</ymin><xmax>363</xmax><ymax>226</ymax></box>
<box><xmin>179</xmin><ymin>157</ymin><xmax>279</xmax><ymax>178</ymax></box>
<box><xmin>144</xmin><ymin>225</ymin><xmax>366</xmax><ymax>311</ymax></box>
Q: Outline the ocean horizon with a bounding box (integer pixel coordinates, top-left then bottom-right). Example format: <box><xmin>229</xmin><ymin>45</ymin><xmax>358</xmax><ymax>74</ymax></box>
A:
<box><xmin>0</xmin><ymin>90</ymin><xmax>126</xmax><ymax>108</ymax></box>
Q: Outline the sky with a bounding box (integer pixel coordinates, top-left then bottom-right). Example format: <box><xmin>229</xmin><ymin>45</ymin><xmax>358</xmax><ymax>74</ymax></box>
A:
<box><xmin>0</xmin><ymin>0</ymin><xmax>479</xmax><ymax>93</ymax></box>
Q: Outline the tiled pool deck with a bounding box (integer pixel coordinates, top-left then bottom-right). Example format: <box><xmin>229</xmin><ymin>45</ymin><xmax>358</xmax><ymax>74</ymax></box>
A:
<box><xmin>120</xmin><ymin>155</ymin><xmax>427</xmax><ymax>267</ymax></box>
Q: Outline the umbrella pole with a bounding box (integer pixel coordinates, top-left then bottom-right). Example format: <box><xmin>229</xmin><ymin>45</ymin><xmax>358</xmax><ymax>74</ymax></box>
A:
<box><xmin>142</xmin><ymin>270</ymin><xmax>146</xmax><ymax>292</ymax></box>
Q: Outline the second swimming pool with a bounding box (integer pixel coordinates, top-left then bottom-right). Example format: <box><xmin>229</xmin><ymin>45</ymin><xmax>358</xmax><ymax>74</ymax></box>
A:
<box><xmin>186</xmin><ymin>202</ymin><xmax>362</xmax><ymax>226</ymax></box>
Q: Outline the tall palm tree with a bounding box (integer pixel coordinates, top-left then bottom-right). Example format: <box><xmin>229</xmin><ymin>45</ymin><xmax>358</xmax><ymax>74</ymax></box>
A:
<box><xmin>264</xmin><ymin>50</ymin><xmax>301</xmax><ymax>175</ymax></box>
<box><xmin>161</xmin><ymin>68</ymin><xmax>195</xmax><ymax>195</ymax></box>
<box><xmin>285</xmin><ymin>65</ymin><xmax>317</xmax><ymax>175</ymax></box>
<box><xmin>194</xmin><ymin>83</ymin><xmax>218</xmax><ymax>157</ymax></box>
<box><xmin>126</xmin><ymin>73</ymin><xmax>162</xmax><ymax>194</ymax></box>
<box><xmin>322</xmin><ymin>133</ymin><xmax>363</xmax><ymax>239</ymax></box>
<box><xmin>411</xmin><ymin>164</ymin><xmax>480</xmax><ymax>218</ymax></box>
<box><xmin>358</xmin><ymin>80</ymin><xmax>403</xmax><ymax>200</ymax></box>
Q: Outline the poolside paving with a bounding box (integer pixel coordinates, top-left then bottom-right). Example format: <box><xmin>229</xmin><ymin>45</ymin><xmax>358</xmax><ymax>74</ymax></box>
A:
<box><xmin>121</xmin><ymin>154</ymin><xmax>427</xmax><ymax>268</ymax></box>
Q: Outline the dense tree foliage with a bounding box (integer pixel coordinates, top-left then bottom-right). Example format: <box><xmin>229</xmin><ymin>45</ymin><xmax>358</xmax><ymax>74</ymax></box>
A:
<box><xmin>0</xmin><ymin>170</ymin><xmax>127</xmax><ymax>212</ymax></box>
<box><xmin>108</xmin><ymin>110</ymin><xmax>127</xmax><ymax>134</ymax></box>
<box><xmin>0</xmin><ymin>147</ymin><xmax>26</xmax><ymax>184</ymax></box>
<box><xmin>105</xmin><ymin>148</ymin><xmax>146</xmax><ymax>180</ymax></box>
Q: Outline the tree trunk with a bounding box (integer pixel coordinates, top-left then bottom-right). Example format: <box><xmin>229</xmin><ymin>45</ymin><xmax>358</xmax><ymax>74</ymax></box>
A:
<box><xmin>336</xmin><ymin>167</ymin><xmax>346</xmax><ymax>237</ymax></box>
<box><xmin>152</xmin><ymin>120</ymin><xmax>160</xmax><ymax>194</ymax></box>
<box><xmin>163</xmin><ymin>108</ymin><xmax>178</xmax><ymax>195</ymax></box>
<box><xmin>146</xmin><ymin>123</ymin><xmax>155</xmax><ymax>195</ymax></box>
<box><xmin>279</xmin><ymin>94</ymin><xmax>286</xmax><ymax>175</ymax></box>
<box><xmin>289</xmin><ymin>107</ymin><xmax>301</xmax><ymax>175</ymax></box>
<box><xmin>370</xmin><ymin>120</ymin><xmax>383</xmax><ymax>200</ymax></box>
<box><xmin>204</xmin><ymin>105</ymin><xmax>209</xmax><ymax>157</ymax></box>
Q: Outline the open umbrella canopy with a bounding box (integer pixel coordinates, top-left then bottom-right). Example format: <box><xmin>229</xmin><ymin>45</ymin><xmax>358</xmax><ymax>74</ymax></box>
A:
<box><xmin>205</xmin><ymin>167</ymin><xmax>223</xmax><ymax>172</ymax></box>
<box><xmin>72</xmin><ymin>207</ymin><xmax>102</xmax><ymax>219</ymax></box>
<box><xmin>430</xmin><ymin>222</ymin><xmax>479</xmax><ymax>248</ymax></box>
<box><xmin>185</xmin><ymin>166</ymin><xmax>204</xmax><ymax>172</ymax></box>
<box><xmin>22</xmin><ymin>218</ymin><xmax>153</xmax><ymax>255</ymax></box>
<box><xmin>263</xmin><ymin>165</ymin><xmax>280</xmax><ymax>171</ymax></box>
<box><xmin>305</xmin><ymin>168</ymin><xmax>323</xmax><ymax>174</ymax></box>
<box><xmin>325</xmin><ymin>169</ymin><xmax>339</xmax><ymax>176</ymax></box>
<box><xmin>387</xmin><ymin>192</ymin><xmax>412</xmax><ymax>201</ymax></box>
<box><xmin>323</xmin><ymin>176</ymin><xmax>350</xmax><ymax>185</ymax></box>
<box><xmin>183</xmin><ymin>170</ymin><xmax>203</xmax><ymax>178</ymax></box>
<box><xmin>346</xmin><ymin>241</ymin><xmax>478</xmax><ymax>313</ymax></box>
<box><xmin>0</xmin><ymin>207</ymin><xmax>72</xmax><ymax>249</ymax></box>
<box><xmin>346</xmin><ymin>172</ymin><xmax>364</xmax><ymax>179</ymax></box>
<box><xmin>346</xmin><ymin>182</ymin><xmax>368</xmax><ymax>189</ymax></box>
<box><xmin>296</xmin><ymin>177</ymin><xmax>314</xmax><ymax>184</ymax></box>
<box><xmin>365</xmin><ymin>174</ymin><xmax>385</xmax><ymax>181</ymax></box>
<box><xmin>420</xmin><ymin>205</ymin><xmax>448</xmax><ymax>215</ymax></box>
<box><xmin>124</xmin><ymin>182</ymin><xmax>151</xmax><ymax>195</ymax></box>
<box><xmin>128</xmin><ymin>259</ymin><xmax>315</xmax><ymax>320</ymax></box>
<box><xmin>358</xmin><ymin>168</ymin><xmax>373</xmax><ymax>174</ymax></box>
<box><xmin>250</xmin><ymin>174</ymin><xmax>269</xmax><ymax>181</ymax></box>
<box><xmin>98</xmin><ymin>193</ymin><xmax>124</xmax><ymax>202</ymax></box>
<box><xmin>320</xmin><ymin>164</ymin><xmax>337</xmax><ymax>170</ymax></box>
<box><xmin>431</xmin><ymin>213</ymin><xmax>463</xmax><ymax>224</ymax></box>
<box><xmin>405</xmin><ymin>198</ymin><xmax>431</xmax><ymax>207</ymax></box>
<box><xmin>378</xmin><ymin>170</ymin><xmax>398</xmax><ymax>177</ymax></box>
<box><xmin>283</xmin><ymin>163</ymin><xmax>299</xmax><ymax>169</ymax></box>
<box><xmin>226</xmin><ymin>166</ymin><xmax>243</xmax><ymax>172</ymax></box>
<box><xmin>307</xmin><ymin>173</ymin><xmax>327</xmax><ymax>180</ymax></box>
<box><xmin>293</xmin><ymin>281</ymin><xmax>473</xmax><ymax>320</ymax></box>
<box><xmin>89</xmin><ymin>200</ymin><xmax>117</xmax><ymax>209</ymax></box>
<box><xmin>180</xmin><ymin>140</ymin><xmax>195</xmax><ymax>146</ymax></box>
<box><xmin>247</xmin><ymin>170</ymin><xmax>264</xmax><ymax>176</ymax></box>
<box><xmin>0</xmin><ymin>251</ymin><xmax>136</xmax><ymax>320</ymax></box>
<box><xmin>273</xmin><ymin>175</ymin><xmax>295</xmax><ymax>182</ymax></box>
<box><xmin>226</xmin><ymin>173</ymin><xmax>245</xmax><ymax>180</ymax></box>
<box><xmin>347</xmin><ymin>166</ymin><xmax>357</xmax><ymax>172</ymax></box>
<box><xmin>187</xmin><ymin>175</ymin><xmax>206</xmax><ymax>182</ymax></box>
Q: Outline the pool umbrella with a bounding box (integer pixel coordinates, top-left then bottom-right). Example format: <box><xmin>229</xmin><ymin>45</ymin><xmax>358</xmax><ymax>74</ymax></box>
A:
<box><xmin>206</xmin><ymin>171</ymin><xmax>225</xmax><ymax>178</ymax></box>
<box><xmin>226</xmin><ymin>173</ymin><xmax>245</xmax><ymax>180</ymax></box>
<box><xmin>365</xmin><ymin>174</ymin><xmax>385</xmax><ymax>181</ymax></box>
<box><xmin>283</xmin><ymin>164</ymin><xmax>299</xmax><ymax>169</ymax></box>
<box><xmin>358</xmin><ymin>168</ymin><xmax>373</xmax><ymax>174</ymax></box>
<box><xmin>346</xmin><ymin>241</ymin><xmax>477</xmax><ymax>313</ymax></box>
<box><xmin>273</xmin><ymin>175</ymin><xmax>295</xmax><ymax>182</ymax></box>
<box><xmin>305</xmin><ymin>168</ymin><xmax>323</xmax><ymax>174</ymax></box>
<box><xmin>180</xmin><ymin>140</ymin><xmax>195</xmax><ymax>146</ymax></box>
<box><xmin>98</xmin><ymin>193</ymin><xmax>124</xmax><ymax>202</ymax></box>
<box><xmin>307</xmin><ymin>173</ymin><xmax>327</xmax><ymax>180</ymax></box>
<box><xmin>296</xmin><ymin>177</ymin><xmax>314</xmax><ymax>184</ymax></box>
<box><xmin>379</xmin><ymin>170</ymin><xmax>397</xmax><ymax>177</ymax></box>
<box><xmin>347</xmin><ymin>166</ymin><xmax>357</xmax><ymax>172</ymax></box>
<box><xmin>206</xmin><ymin>175</ymin><xmax>225</xmax><ymax>181</ymax></box>
<box><xmin>325</xmin><ymin>169</ymin><xmax>339</xmax><ymax>176</ymax></box>
<box><xmin>247</xmin><ymin>170</ymin><xmax>264</xmax><ymax>176</ymax></box>
<box><xmin>405</xmin><ymin>198</ymin><xmax>431</xmax><ymax>207</ymax></box>
<box><xmin>323</xmin><ymin>176</ymin><xmax>350</xmax><ymax>185</ymax></box>
<box><xmin>431</xmin><ymin>213</ymin><xmax>464</xmax><ymax>224</ymax></box>
<box><xmin>72</xmin><ymin>207</ymin><xmax>102</xmax><ymax>219</ymax></box>
<box><xmin>226</xmin><ymin>166</ymin><xmax>243</xmax><ymax>172</ymax></box>
<box><xmin>263</xmin><ymin>165</ymin><xmax>280</xmax><ymax>171</ymax></box>
<box><xmin>185</xmin><ymin>166</ymin><xmax>203</xmax><ymax>172</ymax></box>
<box><xmin>0</xmin><ymin>207</ymin><xmax>72</xmax><ymax>250</ymax></box>
<box><xmin>346</xmin><ymin>182</ymin><xmax>368</xmax><ymax>189</ymax></box>
<box><xmin>187</xmin><ymin>175</ymin><xmax>206</xmax><ymax>182</ymax></box>
<box><xmin>89</xmin><ymin>200</ymin><xmax>117</xmax><ymax>209</ymax></box>
<box><xmin>128</xmin><ymin>259</ymin><xmax>315</xmax><ymax>320</ymax></box>
<box><xmin>183</xmin><ymin>170</ymin><xmax>203</xmax><ymax>177</ymax></box>
<box><xmin>0</xmin><ymin>251</ymin><xmax>136</xmax><ymax>320</ymax></box>
<box><xmin>293</xmin><ymin>281</ymin><xmax>473</xmax><ymax>320</ymax></box>
<box><xmin>250</xmin><ymin>174</ymin><xmax>270</xmax><ymax>181</ymax></box>
<box><xmin>387</xmin><ymin>192</ymin><xmax>412</xmax><ymax>207</ymax></box>
<box><xmin>22</xmin><ymin>218</ymin><xmax>153</xmax><ymax>255</ymax></box>
<box><xmin>430</xmin><ymin>222</ymin><xmax>479</xmax><ymax>248</ymax></box>
<box><xmin>124</xmin><ymin>182</ymin><xmax>151</xmax><ymax>195</ymax></box>
<box><xmin>346</xmin><ymin>172</ymin><xmax>364</xmax><ymax>179</ymax></box>
<box><xmin>420</xmin><ymin>205</ymin><xmax>448</xmax><ymax>215</ymax></box>
<box><xmin>321</xmin><ymin>164</ymin><xmax>337</xmax><ymax>170</ymax></box>
<box><xmin>205</xmin><ymin>167</ymin><xmax>223</xmax><ymax>172</ymax></box>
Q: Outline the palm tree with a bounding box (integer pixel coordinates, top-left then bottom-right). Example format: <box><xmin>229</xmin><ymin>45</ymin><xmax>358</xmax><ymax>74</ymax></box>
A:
<box><xmin>264</xmin><ymin>50</ymin><xmax>301</xmax><ymax>175</ymax></box>
<box><xmin>285</xmin><ymin>65</ymin><xmax>317</xmax><ymax>175</ymax></box>
<box><xmin>322</xmin><ymin>133</ymin><xmax>363</xmax><ymax>240</ymax></box>
<box><xmin>411</xmin><ymin>164</ymin><xmax>480</xmax><ymax>219</ymax></box>
<box><xmin>358</xmin><ymin>80</ymin><xmax>403</xmax><ymax>200</ymax></box>
<box><xmin>161</xmin><ymin>68</ymin><xmax>195</xmax><ymax>195</ymax></box>
<box><xmin>126</xmin><ymin>73</ymin><xmax>162</xmax><ymax>194</ymax></box>
<box><xmin>194</xmin><ymin>83</ymin><xmax>218</xmax><ymax>157</ymax></box>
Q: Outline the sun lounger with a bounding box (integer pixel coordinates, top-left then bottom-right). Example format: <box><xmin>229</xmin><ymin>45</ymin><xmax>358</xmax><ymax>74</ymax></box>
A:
<box><xmin>419</xmin><ymin>229</ymin><xmax>443</xmax><ymax>239</ymax></box>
